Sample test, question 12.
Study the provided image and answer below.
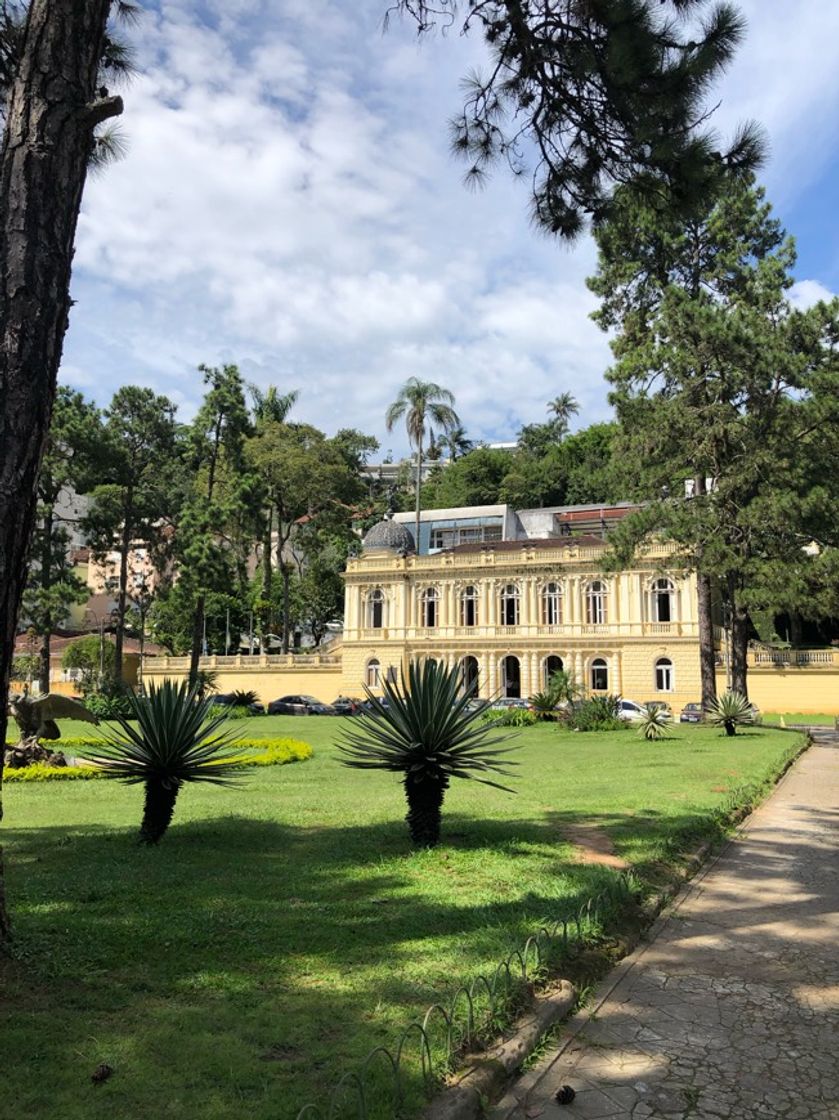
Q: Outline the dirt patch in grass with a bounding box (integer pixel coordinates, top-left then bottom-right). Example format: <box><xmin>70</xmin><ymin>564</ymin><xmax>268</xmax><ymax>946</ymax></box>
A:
<box><xmin>562</xmin><ymin>823</ymin><xmax>629</xmax><ymax>870</ymax></box>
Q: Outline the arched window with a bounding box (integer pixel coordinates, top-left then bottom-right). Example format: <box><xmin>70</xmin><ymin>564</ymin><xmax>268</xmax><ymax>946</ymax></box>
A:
<box><xmin>590</xmin><ymin>657</ymin><xmax>608</xmax><ymax>691</ymax></box>
<box><xmin>501</xmin><ymin>655</ymin><xmax>521</xmax><ymax>698</ymax></box>
<box><xmin>499</xmin><ymin>583</ymin><xmax>520</xmax><ymax>626</ymax></box>
<box><xmin>460</xmin><ymin>655</ymin><xmax>480</xmax><ymax>697</ymax></box>
<box><xmin>420</xmin><ymin>587</ymin><xmax>439</xmax><ymax>628</ymax></box>
<box><xmin>543</xmin><ymin>655</ymin><xmax>564</xmax><ymax>688</ymax></box>
<box><xmin>542</xmin><ymin>582</ymin><xmax>563</xmax><ymax>626</ymax></box>
<box><xmin>365</xmin><ymin>658</ymin><xmax>381</xmax><ymax>688</ymax></box>
<box><xmin>460</xmin><ymin>585</ymin><xmax>479</xmax><ymax>627</ymax></box>
<box><xmin>586</xmin><ymin>580</ymin><xmax>607</xmax><ymax>625</ymax></box>
<box><xmin>655</xmin><ymin>657</ymin><xmax>674</xmax><ymax>692</ymax></box>
<box><xmin>366</xmin><ymin>588</ymin><xmax>384</xmax><ymax>629</ymax></box>
<box><xmin>651</xmin><ymin>578</ymin><xmax>676</xmax><ymax>623</ymax></box>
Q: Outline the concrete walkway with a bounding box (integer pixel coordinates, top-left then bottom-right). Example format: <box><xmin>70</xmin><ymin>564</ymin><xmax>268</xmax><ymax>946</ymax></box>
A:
<box><xmin>491</xmin><ymin>729</ymin><xmax>839</xmax><ymax>1120</ymax></box>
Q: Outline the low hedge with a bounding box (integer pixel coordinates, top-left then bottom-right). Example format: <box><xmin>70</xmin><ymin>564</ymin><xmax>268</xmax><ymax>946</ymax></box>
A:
<box><xmin>3</xmin><ymin>737</ymin><xmax>312</xmax><ymax>783</ymax></box>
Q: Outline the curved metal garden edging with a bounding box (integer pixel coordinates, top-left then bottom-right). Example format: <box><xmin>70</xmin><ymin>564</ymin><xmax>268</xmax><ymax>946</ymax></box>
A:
<box><xmin>294</xmin><ymin>870</ymin><xmax>636</xmax><ymax>1120</ymax></box>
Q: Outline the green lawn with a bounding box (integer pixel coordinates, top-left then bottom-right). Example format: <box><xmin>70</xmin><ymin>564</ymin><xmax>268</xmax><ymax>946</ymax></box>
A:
<box><xmin>1</xmin><ymin>718</ymin><xmax>803</xmax><ymax>1120</ymax></box>
<box><xmin>761</xmin><ymin>712</ymin><xmax>836</xmax><ymax>726</ymax></box>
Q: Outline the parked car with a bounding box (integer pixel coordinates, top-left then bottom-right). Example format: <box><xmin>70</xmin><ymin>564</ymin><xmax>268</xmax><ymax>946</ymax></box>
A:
<box><xmin>490</xmin><ymin>697</ymin><xmax>530</xmax><ymax>710</ymax></box>
<box><xmin>679</xmin><ymin>702</ymin><xmax>703</xmax><ymax>723</ymax></box>
<box><xmin>643</xmin><ymin>700</ymin><xmax>672</xmax><ymax>716</ymax></box>
<box><xmin>267</xmin><ymin>695</ymin><xmax>336</xmax><ymax>716</ymax></box>
<box><xmin>331</xmin><ymin>696</ymin><xmax>364</xmax><ymax>715</ymax></box>
<box><xmin>212</xmin><ymin>692</ymin><xmax>265</xmax><ymax>715</ymax></box>
<box><xmin>616</xmin><ymin>699</ymin><xmax>646</xmax><ymax>722</ymax></box>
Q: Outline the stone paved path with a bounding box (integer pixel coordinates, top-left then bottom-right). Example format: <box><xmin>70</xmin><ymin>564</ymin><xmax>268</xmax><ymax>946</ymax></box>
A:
<box><xmin>491</xmin><ymin>729</ymin><xmax>839</xmax><ymax>1120</ymax></box>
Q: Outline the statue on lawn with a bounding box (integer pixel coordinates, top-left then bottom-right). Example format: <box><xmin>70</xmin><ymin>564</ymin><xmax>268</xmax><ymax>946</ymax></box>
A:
<box><xmin>5</xmin><ymin>691</ymin><xmax>100</xmax><ymax>769</ymax></box>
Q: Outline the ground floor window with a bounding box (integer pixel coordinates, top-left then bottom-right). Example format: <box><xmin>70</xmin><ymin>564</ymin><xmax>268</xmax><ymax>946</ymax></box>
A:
<box><xmin>590</xmin><ymin>657</ymin><xmax>608</xmax><ymax>691</ymax></box>
<box><xmin>543</xmin><ymin>654</ymin><xmax>563</xmax><ymax>688</ymax></box>
<box><xmin>365</xmin><ymin>658</ymin><xmax>381</xmax><ymax>687</ymax></box>
<box><xmin>501</xmin><ymin>655</ymin><xmax>521</xmax><ymax>698</ymax></box>
<box><xmin>655</xmin><ymin>657</ymin><xmax>674</xmax><ymax>691</ymax></box>
<box><xmin>461</xmin><ymin>655</ymin><xmax>479</xmax><ymax>696</ymax></box>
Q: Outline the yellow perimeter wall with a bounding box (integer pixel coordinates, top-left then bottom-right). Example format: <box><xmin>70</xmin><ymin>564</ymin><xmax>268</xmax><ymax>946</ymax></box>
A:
<box><xmin>144</xmin><ymin>665</ymin><xmax>343</xmax><ymax>704</ymax></box>
<box><xmin>717</xmin><ymin>667</ymin><xmax>839</xmax><ymax>715</ymax></box>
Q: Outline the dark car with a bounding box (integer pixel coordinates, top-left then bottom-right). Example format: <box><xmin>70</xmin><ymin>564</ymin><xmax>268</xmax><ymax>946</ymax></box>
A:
<box><xmin>212</xmin><ymin>692</ymin><xmax>265</xmax><ymax>715</ymax></box>
<box><xmin>331</xmin><ymin>696</ymin><xmax>364</xmax><ymax>716</ymax></box>
<box><xmin>267</xmin><ymin>695</ymin><xmax>336</xmax><ymax>716</ymax></box>
<box><xmin>679</xmin><ymin>702</ymin><xmax>703</xmax><ymax>723</ymax></box>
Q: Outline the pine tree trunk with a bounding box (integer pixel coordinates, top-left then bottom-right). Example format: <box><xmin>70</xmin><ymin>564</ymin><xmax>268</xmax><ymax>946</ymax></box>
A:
<box><xmin>37</xmin><ymin>503</ymin><xmax>54</xmax><ymax>693</ymax></box>
<box><xmin>692</xmin><ymin>475</ymin><xmax>717</xmax><ymax>712</ymax></box>
<box><xmin>114</xmin><ymin>502</ymin><xmax>133</xmax><ymax>682</ymax></box>
<box><xmin>189</xmin><ymin>593</ymin><xmax>205</xmax><ymax>687</ymax></box>
<box><xmin>730</xmin><ymin>598</ymin><xmax>750</xmax><ymax>699</ymax></box>
<box><xmin>281</xmin><ymin>562</ymin><xmax>292</xmax><ymax>653</ymax></box>
<box><xmin>696</xmin><ymin>571</ymin><xmax>717</xmax><ymax>711</ymax></box>
<box><xmin>0</xmin><ymin>0</ymin><xmax>122</xmax><ymax>951</ymax></box>
<box><xmin>403</xmin><ymin>772</ymin><xmax>449</xmax><ymax>847</ymax></box>
<box><xmin>139</xmin><ymin>778</ymin><xmax>182</xmax><ymax>844</ymax></box>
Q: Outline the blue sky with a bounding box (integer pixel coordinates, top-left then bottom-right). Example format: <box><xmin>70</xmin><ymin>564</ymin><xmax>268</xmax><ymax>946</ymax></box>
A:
<box><xmin>61</xmin><ymin>0</ymin><xmax>839</xmax><ymax>456</ymax></box>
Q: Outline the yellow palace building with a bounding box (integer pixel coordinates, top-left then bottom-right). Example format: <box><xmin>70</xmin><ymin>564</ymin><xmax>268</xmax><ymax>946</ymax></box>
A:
<box><xmin>148</xmin><ymin>500</ymin><xmax>839</xmax><ymax>714</ymax></box>
<box><xmin>342</xmin><ymin>503</ymin><xmax>702</xmax><ymax>709</ymax></box>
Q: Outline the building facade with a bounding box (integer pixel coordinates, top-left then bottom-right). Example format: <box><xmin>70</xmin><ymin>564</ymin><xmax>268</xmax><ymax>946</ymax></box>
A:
<box><xmin>343</xmin><ymin>505</ymin><xmax>702</xmax><ymax>709</ymax></box>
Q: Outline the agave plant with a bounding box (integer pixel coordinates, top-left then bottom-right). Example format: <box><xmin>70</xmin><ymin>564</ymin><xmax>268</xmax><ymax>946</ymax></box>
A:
<box><xmin>529</xmin><ymin>690</ymin><xmax>559</xmax><ymax>721</ymax></box>
<box><xmin>638</xmin><ymin>703</ymin><xmax>671</xmax><ymax>741</ymax></box>
<box><xmin>707</xmin><ymin>690</ymin><xmax>755</xmax><ymax>737</ymax></box>
<box><xmin>338</xmin><ymin>660</ymin><xmax>518</xmax><ymax>847</ymax></box>
<box><xmin>88</xmin><ymin>679</ymin><xmax>244</xmax><ymax>844</ymax></box>
<box><xmin>229</xmin><ymin>689</ymin><xmax>260</xmax><ymax>707</ymax></box>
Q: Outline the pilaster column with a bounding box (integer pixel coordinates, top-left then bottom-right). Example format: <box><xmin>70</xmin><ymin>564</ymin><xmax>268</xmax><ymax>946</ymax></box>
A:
<box><xmin>488</xmin><ymin>655</ymin><xmax>498</xmax><ymax>697</ymax></box>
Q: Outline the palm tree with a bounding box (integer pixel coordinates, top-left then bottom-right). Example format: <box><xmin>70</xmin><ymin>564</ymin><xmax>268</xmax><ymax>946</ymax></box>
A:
<box><xmin>89</xmin><ymin>680</ymin><xmax>244</xmax><ymax>844</ymax></box>
<box><xmin>546</xmin><ymin>393</ymin><xmax>580</xmax><ymax>437</ymax></box>
<box><xmin>249</xmin><ymin>384</ymin><xmax>299</xmax><ymax>425</ymax></box>
<box><xmin>441</xmin><ymin>424</ymin><xmax>473</xmax><ymax>462</ymax></box>
<box><xmin>338</xmin><ymin>660</ymin><xmax>518</xmax><ymax>847</ymax></box>
<box><xmin>385</xmin><ymin>378</ymin><xmax>460</xmax><ymax>548</ymax></box>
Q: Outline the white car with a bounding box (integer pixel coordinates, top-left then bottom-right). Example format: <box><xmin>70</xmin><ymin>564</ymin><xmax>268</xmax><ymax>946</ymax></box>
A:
<box><xmin>616</xmin><ymin>699</ymin><xmax>646</xmax><ymax>722</ymax></box>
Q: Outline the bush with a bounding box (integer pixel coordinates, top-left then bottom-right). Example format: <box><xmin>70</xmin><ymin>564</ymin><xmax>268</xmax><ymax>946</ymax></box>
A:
<box><xmin>208</xmin><ymin>704</ymin><xmax>253</xmax><ymax>721</ymax></box>
<box><xmin>4</xmin><ymin>737</ymin><xmax>312</xmax><ymax>782</ymax></box>
<box><xmin>569</xmin><ymin>695</ymin><xmax>626</xmax><ymax>732</ymax></box>
<box><xmin>83</xmin><ymin>692</ymin><xmax>135</xmax><ymax>720</ymax></box>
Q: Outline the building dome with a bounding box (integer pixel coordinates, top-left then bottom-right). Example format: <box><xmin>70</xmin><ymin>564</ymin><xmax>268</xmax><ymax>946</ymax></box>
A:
<box><xmin>362</xmin><ymin>513</ymin><xmax>415</xmax><ymax>553</ymax></box>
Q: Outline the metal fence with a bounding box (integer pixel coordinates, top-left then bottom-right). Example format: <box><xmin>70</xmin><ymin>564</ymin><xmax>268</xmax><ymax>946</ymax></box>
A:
<box><xmin>294</xmin><ymin>871</ymin><xmax>635</xmax><ymax>1120</ymax></box>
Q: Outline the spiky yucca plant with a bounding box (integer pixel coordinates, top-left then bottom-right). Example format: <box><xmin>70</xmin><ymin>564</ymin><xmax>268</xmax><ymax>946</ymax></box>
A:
<box><xmin>638</xmin><ymin>703</ymin><xmax>671</xmax><ymax>741</ymax></box>
<box><xmin>529</xmin><ymin>690</ymin><xmax>558</xmax><ymax>720</ymax></box>
<box><xmin>338</xmin><ymin>661</ymin><xmax>518</xmax><ymax>847</ymax></box>
<box><xmin>88</xmin><ymin>679</ymin><xmax>244</xmax><ymax>844</ymax></box>
<box><xmin>707</xmin><ymin>691</ymin><xmax>755</xmax><ymax>737</ymax></box>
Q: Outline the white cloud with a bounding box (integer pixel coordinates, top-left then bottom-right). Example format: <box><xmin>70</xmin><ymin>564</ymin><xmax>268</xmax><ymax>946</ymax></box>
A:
<box><xmin>789</xmin><ymin>279</ymin><xmax>837</xmax><ymax>310</ymax></box>
<box><xmin>61</xmin><ymin>0</ymin><xmax>839</xmax><ymax>455</ymax></box>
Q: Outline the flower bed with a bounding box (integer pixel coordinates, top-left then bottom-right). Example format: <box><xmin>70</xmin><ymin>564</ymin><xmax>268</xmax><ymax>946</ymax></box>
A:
<box><xmin>3</xmin><ymin>737</ymin><xmax>312</xmax><ymax>782</ymax></box>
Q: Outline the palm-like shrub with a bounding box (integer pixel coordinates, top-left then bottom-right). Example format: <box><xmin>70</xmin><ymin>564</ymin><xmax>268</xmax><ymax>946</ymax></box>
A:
<box><xmin>707</xmin><ymin>691</ymin><xmax>755</xmax><ymax>737</ymax></box>
<box><xmin>638</xmin><ymin>703</ymin><xmax>671</xmax><ymax>741</ymax></box>
<box><xmin>88</xmin><ymin>680</ymin><xmax>244</xmax><ymax>844</ymax></box>
<box><xmin>230</xmin><ymin>689</ymin><xmax>260</xmax><ymax>707</ymax></box>
<box><xmin>529</xmin><ymin>690</ymin><xmax>559</xmax><ymax>721</ymax></box>
<box><xmin>338</xmin><ymin>661</ymin><xmax>518</xmax><ymax>847</ymax></box>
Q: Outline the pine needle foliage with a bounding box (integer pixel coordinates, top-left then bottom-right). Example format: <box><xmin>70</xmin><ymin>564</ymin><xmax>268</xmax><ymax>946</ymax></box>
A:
<box><xmin>338</xmin><ymin>660</ymin><xmax>518</xmax><ymax>847</ymax></box>
<box><xmin>390</xmin><ymin>1</ymin><xmax>764</xmax><ymax>237</ymax></box>
<box><xmin>89</xmin><ymin>679</ymin><xmax>245</xmax><ymax>844</ymax></box>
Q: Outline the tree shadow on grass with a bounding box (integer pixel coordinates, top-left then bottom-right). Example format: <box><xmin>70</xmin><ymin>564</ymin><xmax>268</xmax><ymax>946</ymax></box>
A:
<box><xmin>2</xmin><ymin>785</ymin><xmax>823</xmax><ymax>1120</ymax></box>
